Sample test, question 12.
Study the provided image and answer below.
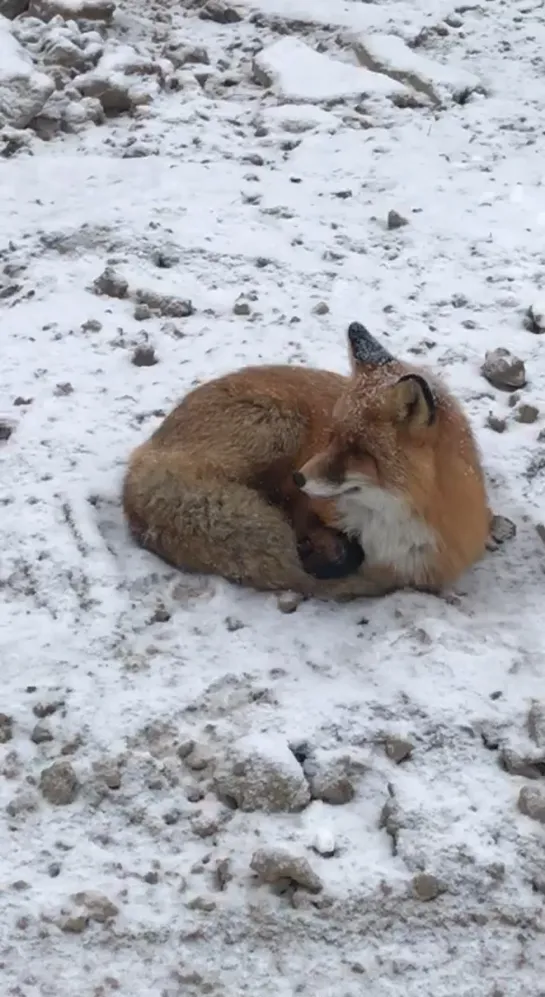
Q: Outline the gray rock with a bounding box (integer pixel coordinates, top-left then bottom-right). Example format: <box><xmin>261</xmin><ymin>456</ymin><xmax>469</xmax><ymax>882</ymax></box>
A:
<box><xmin>77</xmin><ymin>76</ymin><xmax>133</xmax><ymax>113</ymax></box>
<box><xmin>134</xmin><ymin>288</ymin><xmax>194</xmax><ymax>318</ymax></box>
<box><xmin>131</xmin><ymin>345</ymin><xmax>158</xmax><ymax>368</ymax></box>
<box><xmin>39</xmin><ymin>761</ymin><xmax>79</xmax><ymax>805</ymax></box>
<box><xmin>500</xmin><ymin>747</ymin><xmax>545</xmax><ymax>780</ymax></box>
<box><xmin>276</xmin><ymin>591</ymin><xmax>303</xmax><ymax>614</ymax></box>
<box><xmin>481</xmin><ymin>348</ymin><xmax>526</xmax><ymax>391</ymax></box>
<box><xmin>134</xmin><ymin>302</ymin><xmax>152</xmax><ymax>321</ymax></box>
<box><xmin>0</xmin><ymin>0</ymin><xmax>29</xmax><ymax>17</ymax></box>
<box><xmin>527</xmin><ymin>701</ymin><xmax>545</xmax><ymax>747</ymax></box>
<box><xmin>488</xmin><ymin>515</ymin><xmax>516</xmax><ymax>546</ymax></box>
<box><xmin>0</xmin><ymin>713</ymin><xmax>13</xmax><ymax>743</ymax></box>
<box><xmin>312</xmin><ymin>301</ymin><xmax>329</xmax><ymax>315</ymax></box>
<box><xmin>42</xmin><ymin>37</ymin><xmax>88</xmax><ymax>70</ymax></box>
<box><xmin>214</xmin><ymin>857</ymin><xmax>232</xmax><ymax>891</ymax></box>
<box><xmin>303</xmin><ymin>754</ymin><xmax>356</xmax><ymax>805</ymax></box>
<box><xmin>31</xmin><ymin>722</ymin><xmax>54</xmax><ymax>744</ymax></box>
<box><xmin>379</xmin><ymin>796</ymin><xmax>403</xmax><ymax>854</ymax></box>
<box><xmin>518</xmin><ymin>785</ymin><xmax>545</xmax><ymax>824</ymax></box>
<box><xmin>0</xmin><ymin>25</ymin><xmax>54</xmax><ymax>129</ymax></box>
<box><xmin>28</xmin><ymin>0</ymin><xmax>115</xmax><ymax>21</ymax></box>
<box><xmin>33</xmin><ymin>701</ymin><xmax>60</xmax><ymax>718</ymax></box>
<box><xmin>199</xmin><ymin>0</ymin><xmax>242</xmax><ymax>23</ymax></box>
<box><xmin>190</xmin><ymin>810</ymin><xmax>229</xmax><ymax>838</ymax></box>
<box><xmin>412</xmin><ymin>872</ymin><xmax>445</xmax><ymax>901</ymax></box>
<box><xmin>387</xmin><ymin>209</ymin><xmax>409</xmax><ymax>230</ymax></box>
<box><xmin>177</xmin><ymin>738</ymin><xmax>196</xmax><ymax>760</ymax></box>
<box><xmin>515</xmin><ymin>403</ymin><xmax>539</xmax><ymax>424</ymax></box>
<box><xmin>214</xmin><ymin>734</ymin><xmax>310</xmax><ymax>813</ymax></box>
<box><xmin>187</xmin><ymin>894</ymin><xmax>216</xmax><ymax>911</ymax></box>
<box><xmin>384</xmin><ymin>736</ymin><xmax>414</xmax><ymax>764</ymax></box>
<box><xmin>486</xmin><ymin>413</ymin><xmax>507</xmax><ymax>434</ymax></box>
<box><xmin>72</xmin><ymin>890</ymin><xmax>119</xmax><ymax>921</ymax></box>
<box><xmin>353</xmin><ymin>31</ymin><xmax>479</xmax><ymax>106</ymax></box>
<box><xmin>250</xmin><ymin>846</ymin><xmax>322</xmax><ymax>893</ymax></box>
<box><xmin>311</xmin><ymin>828</ymin><xmax>336</xmax><ymax>857</ymax></box>
<box><xmin>92</xmin><ymin>759</ymin><xmax>121</xmax><ymax>789</ymax></box>
<box><xmin>93</xmin><ymin>266</ymin><xmax>128</xmax><ymax>299</ymax></box>
<box><xmin>59</xmin><ymin>914</ymin><xmax>88</xmax><ymax>933</ymax></box>
<box><xmin>184</xmin><ymin>746</ymin><xmax>211</xmax><ymax>771</ymax></box>
<box><xmin>6</xmin><ymin>790</ymin><xmax>39</xmax><ymax>818</ymax></box>
<box><xmin>524</xmin><ymin>302</ymin><xmax>545</xmax><ymax>334</ymax></box>
<box><xmin>233</xmin><ymin>297</ymin><xmax>251</xmax><ymax>316</ymax></box>
<box><xmin>165</xmin><ymin>43</ymin><xmax>209</xmax><ymax>69</ymax></box>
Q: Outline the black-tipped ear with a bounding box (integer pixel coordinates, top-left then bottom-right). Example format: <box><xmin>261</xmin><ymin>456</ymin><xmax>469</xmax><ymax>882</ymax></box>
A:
<box><xmin>348</xmin><ymin>322</ymin><xmax>394</xmax><ymax>367</ymax></box>
<box><xmin>391</xmin><ymin>374</ymin><xmax>436</xmax><ymax>427</ymax></box>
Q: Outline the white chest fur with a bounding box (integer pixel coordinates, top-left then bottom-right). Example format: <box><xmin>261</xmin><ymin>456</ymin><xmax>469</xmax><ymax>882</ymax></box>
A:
<box><xmin>335</xmin><ymin>484</ymin><xmax>436</xmax><ymax>579</ymax></box>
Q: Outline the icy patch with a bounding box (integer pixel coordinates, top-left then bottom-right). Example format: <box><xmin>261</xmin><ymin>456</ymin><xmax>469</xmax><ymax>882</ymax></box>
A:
<box><xmin>0</xmin><ymin>14</ymin><xmax>54</xmax><ymax>128</ymax></box>
<box><xmin>353</xmin><ymin>32</ymin><xmax>482</xmax><ymax>105</ymax></box>
<box><xmin>253</xmin><ymin>37</ymin><xmax>409</xmax><ymax>104</ymax></box>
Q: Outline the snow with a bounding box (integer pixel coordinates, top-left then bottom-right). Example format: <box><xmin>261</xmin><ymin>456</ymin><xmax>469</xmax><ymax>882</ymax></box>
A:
<box><xmin>253</xmin><ymin>36</ymin><xmax>409</xmax><ymax>103</ymax></box>
<box><xmin>2</xmin><ymin>0</ymin><xmax>545</xmax><ymax>994</ymax></box>
<box><xmin>353</xmin><ymin>30</ymin><xmax>481</xmax><ymax>104</ymax></box>
<box><xmin>0</xmin><ymin>14</ymin><xmax>54</xmax><ymax>127</ymax></box>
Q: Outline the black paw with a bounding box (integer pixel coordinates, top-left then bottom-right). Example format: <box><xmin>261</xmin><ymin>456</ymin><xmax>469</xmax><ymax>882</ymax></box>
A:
<box><xmin>297</xmin><ymin>531</ymin><xmax>364</xmax><ymax>580</ymax></box>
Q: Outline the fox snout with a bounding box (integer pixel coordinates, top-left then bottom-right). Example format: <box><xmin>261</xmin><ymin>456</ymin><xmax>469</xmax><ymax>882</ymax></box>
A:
<box><xmin>294</xmin><ymin>455</ymin><xmax>348</xmax><ymax>499</ymax></box>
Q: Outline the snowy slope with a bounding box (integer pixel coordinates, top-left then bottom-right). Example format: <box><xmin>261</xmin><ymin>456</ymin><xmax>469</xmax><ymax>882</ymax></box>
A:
<box><xmin>1</xmin><ymin>0</ymin><xmax>545</xmax><ymax>995</ymax></box>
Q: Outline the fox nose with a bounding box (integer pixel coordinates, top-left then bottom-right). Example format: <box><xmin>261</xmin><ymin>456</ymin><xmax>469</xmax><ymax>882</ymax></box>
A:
<box><xmin>293</xmin><ymin>471</ymin><xmax>306</xmax><ymax>489</ymax></box>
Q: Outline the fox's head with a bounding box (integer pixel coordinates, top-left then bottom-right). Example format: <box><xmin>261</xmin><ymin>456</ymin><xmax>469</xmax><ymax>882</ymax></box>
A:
<box><xmin>294</xmin><ymin>322</ymin><xmax>439</xmax><ymax>510</ymax></box>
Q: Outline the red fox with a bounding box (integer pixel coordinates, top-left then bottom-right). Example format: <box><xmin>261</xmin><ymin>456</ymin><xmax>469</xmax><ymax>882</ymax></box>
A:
<box><xmin>122</xmin><ymin>322</ymin><xmax>491</xmax><ymax>599</ymax></box>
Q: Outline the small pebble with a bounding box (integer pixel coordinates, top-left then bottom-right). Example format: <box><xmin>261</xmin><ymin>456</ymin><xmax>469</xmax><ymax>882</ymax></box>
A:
<box><xmin>518</xmin><ymin>785</ymin><xmax>545</xmax><ymax>824</ymax></box>
<box><xmin>233</xmin><ymin>298</ymin><xmax>251</xmax><ymax>316</ymax></box>
<box><xmin>0</xmin><ymin>421</ymin><xmax>14</xmax><ymax>440</ymax></box>
<box><xmin>250</xmin><ymin>846</ymin><xmax>323</xmax><ymax>893</ymax></box>
<box><xmin>515</xmin><ymin>404</ymin><xmax>539</xmax><ymax>424</ymax></box>
<box><xmin>384</xmin><ymin>737</ymin><xmax>414</xmax><ymax>764</ymax></box>
<box><xmin>312</xmin><ymin>828</ymin><xmax>336</xmax><ymax>857</ymax></box>
<box><xmin>387</xmin><ymin>209</ymin><xmax>408</xmax><ymax>230</ymax></box>
<box><xmin>486</xmin><ymin>413</ymin><xmax>507</xmax><ymax>433</ymax></box>
<box><xmin>277</xmin><ymin>591</ymin><xmax>304</xmax><ymax>614</ymax></box>
<box><xmin>134</xmin><ymin>303</ymin><xmax>152</xmax><ymax>321</ymax></box>
<box><xmin>488</xmin><ymin>514</ymin><xmax>516</xmax><ymax>545</ymax></box>
<box><xmin>524</xmin><ymin>302</ymin><xmax>545</xmax><ymax>334</ymax></box>
<box><xmin>412</xmin><ymin>872</ymin><xmax>445</xmax><ymax>901</ymax></box>
<box><xmin>31</xmin><ymin>723</ymin><xmax>54</xmax><ymax>744</ymax></box>
<box><xmin>0</xmin><ymin>713</ymin><xmax>13</xmax><ymax>743</ymax></box>
<box><xmin>92</xmin><ymin>266</ymin><xmax>128</xmax><ymax>299</ymax></box>
<box><xmin>312</xmin><ymin>301</ymin><xmax>329</xmax><ymax>315</ymax></box>
<box><xmin>39</xmin><ymin>761</ymin><xmax>79</xmax><ymax>805</ymax></box>
<box><xmin>131</xmin><ymin>345</ymin><xmax>158</xmax><ymax>367</ymax></box>
<box><xmin>527</xmin><ymin>701</ymin><xmax>545</xmax><ymax>747</ymax></box>
<box><xmin>481</xmin><ymin>348</ymin><xmax>526</xmax><ymax>391</ymax></box>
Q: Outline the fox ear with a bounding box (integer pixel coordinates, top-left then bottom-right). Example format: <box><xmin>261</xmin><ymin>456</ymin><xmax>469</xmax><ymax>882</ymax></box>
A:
<box><xmin>347</xmin><ymin>322</ymin><xmax>394</xmax><ymax>367</ymax></box>
<box><xmin>390</xmin><ymin>374</ymin><xmax>436</xmax><ymax>428</ymax></box>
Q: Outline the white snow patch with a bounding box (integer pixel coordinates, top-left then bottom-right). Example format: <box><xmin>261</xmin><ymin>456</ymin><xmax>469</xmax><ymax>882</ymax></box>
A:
<box><xmin>253</xmin><ymin>37</ymin><xmax>409</xmax><ymax>104</ymax></box>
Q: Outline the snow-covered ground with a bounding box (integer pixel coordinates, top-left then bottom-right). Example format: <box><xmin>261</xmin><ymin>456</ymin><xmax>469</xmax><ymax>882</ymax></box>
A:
<box><xmin>2</xmin><ymin>0</ymin><xmax>545</xmax><ymax>993</ymax></box>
